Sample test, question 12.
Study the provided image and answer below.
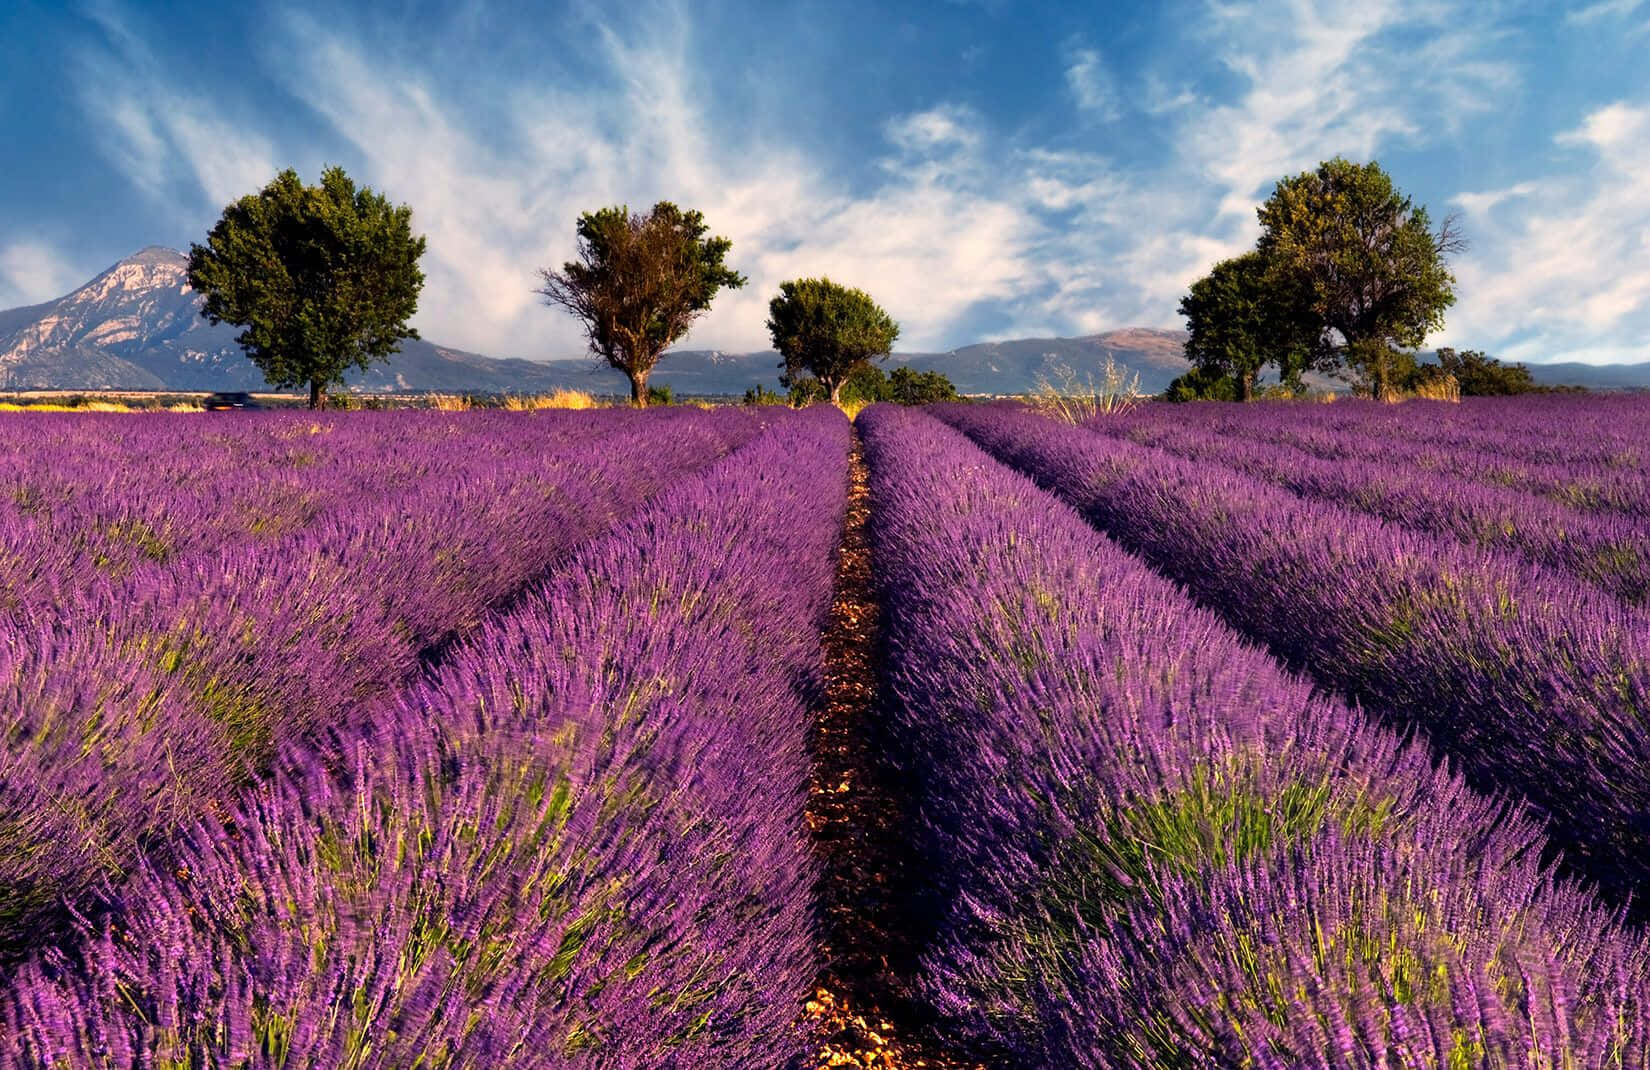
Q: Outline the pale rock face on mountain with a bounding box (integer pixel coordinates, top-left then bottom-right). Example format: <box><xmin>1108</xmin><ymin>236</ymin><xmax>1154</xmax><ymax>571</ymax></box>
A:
<box><xmin>0</xmin><ymin>247</ymin><xmax>591</xmax><ymax>393</ymax></box>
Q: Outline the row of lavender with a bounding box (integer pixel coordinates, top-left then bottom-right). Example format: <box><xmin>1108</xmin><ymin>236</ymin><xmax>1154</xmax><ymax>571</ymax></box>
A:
<box><xmin>0</xmin><ymin>408</ymin><xmax>763</xmax><ymax>956</ymax></box>
<box><xmin>0</xmin><ymin>411</ymin><xmax>631</xmax><ymax>615</ymax></box>
<box><xmin>1112</xmin><ymin>393</ymin><xmax>1650</xmax><ymax>471</ymax></box>
<box><xmin>1103</xmin><ymin>397</ymin><xmax>1650</xmax><ymax>520</ymax></box>
<box><xmin>936</xmin><ymin>401</ymin><xmax>1650</xmax><ymax>910</ymax></box>
<box><xmin>1</xmin><ymin>408</ymin><xmax>849</xmax><ymax>1067</ymax></box>
<box><xmin>1086</xmin><ymin>414</ymin><xmax>1650</xmax><ymax>604</ymax></box>
<box><xmin>863</xmin><ymin>404</ymin><xmax>1650</xmax><ymax>1066</ymax></box>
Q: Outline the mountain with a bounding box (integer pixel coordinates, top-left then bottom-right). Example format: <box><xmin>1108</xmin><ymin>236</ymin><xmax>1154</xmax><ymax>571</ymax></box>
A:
<box><xmin>0</xmin><ymin>248</ymin><xmax>591</xmax><ymax>394</ymax></box>
<box><xmin>5</xmin><ymin>248</ymin><xmax>1640</xmax><ymax>395</ymax></box>
<box><xmin>1522</xmin><ymin>361</ymin><xmax>1649</xmax><ymax>391</ymax></box>
<box><xmin>0</xmin><ymin>248</ymin><xmax>1199</xmax><ymax>396</ymax></box>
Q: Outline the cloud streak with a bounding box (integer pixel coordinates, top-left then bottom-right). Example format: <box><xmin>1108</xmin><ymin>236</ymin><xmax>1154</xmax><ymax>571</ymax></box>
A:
<box><xmin>75</xmin><ymin>1</ymin><xmax>277</xmax><ymax>223</ymax></box>
<box><xmin>0</xmin><ymin>241</ymin><xmax>83</xmax><ymax>310</ymax></box>
<box><xmin>1443</xmin><ymin>100</ymin><xmax>1650</xmax><ymax>364</ymax></box>
<box><xmin>56</xmin><ymin>0</ymin><xmax>1644</xmax><ymax>366</ymax></box>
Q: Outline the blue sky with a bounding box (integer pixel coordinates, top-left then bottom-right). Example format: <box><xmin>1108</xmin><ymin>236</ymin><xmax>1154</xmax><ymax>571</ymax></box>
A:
<box><xmin>2</xmin><ymin>0</ymin><xmax>1648</xmax><ymax>364</ymax></box>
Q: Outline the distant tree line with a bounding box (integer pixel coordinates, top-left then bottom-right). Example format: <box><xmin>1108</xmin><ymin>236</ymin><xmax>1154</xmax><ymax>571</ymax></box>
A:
<box><xmin>187</xmin><ymin>166</ymin><xmax>942</xmax><ymax>408</ymax></box>
<box><xmin>192</xmin><ymin>159</ymin><xmax>1539</xmax><ymax>411</ymax></box>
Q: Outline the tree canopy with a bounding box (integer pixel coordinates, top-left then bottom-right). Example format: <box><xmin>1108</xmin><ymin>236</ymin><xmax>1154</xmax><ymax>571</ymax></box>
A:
<box><xmin>767</xmin><ymin>278</ymin><xmax>900</xmax><ymax>404</ymax></box>
<box><xmin>1256</xmin><ymin>157</ymin><xmax>1462</xmax><ymax>398</ymax></box>
<box><xmin>1431</xmin><ymin>347</ymin><xmax>1537</xmax><ymax>396</ymax></box>
<box><xmin>187</xmin><ymin>167</ymin><xmax>426</xmax><ymax>409</ymax></box>
<box><xmin>1178</xmin><ymin>251</ymin><xmax>1318</xmax><ymax>401</ymax></box>
<box><xmin>784</xmin><ymin>363</ymin><xmax>956</xmax><ymax>407</ymax></box>
<box><xmin>536</xmin><ymin>202</ymin><xmax>745</xmax><ymax>406</ymax></box>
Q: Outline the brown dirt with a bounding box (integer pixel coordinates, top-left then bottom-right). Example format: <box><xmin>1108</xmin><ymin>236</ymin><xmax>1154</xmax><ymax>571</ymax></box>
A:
<box><xmin>800</xmin><ymin>433</ymin><xmax>987</xmax><ymax>1070</ymax></box>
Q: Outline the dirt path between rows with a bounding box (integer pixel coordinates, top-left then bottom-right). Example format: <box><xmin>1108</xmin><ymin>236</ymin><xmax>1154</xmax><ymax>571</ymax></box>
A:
<box><xmin>801</xmin><ymin>432</ymin><xmax>988</xmax><ymax>1070</ymax></box>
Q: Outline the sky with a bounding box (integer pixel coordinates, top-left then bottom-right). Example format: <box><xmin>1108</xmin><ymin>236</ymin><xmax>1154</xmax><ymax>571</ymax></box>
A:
<box><xmin>1</xmin><ymin>0</ymin><xmax>1648</xmax><ymax>365</ymax></box>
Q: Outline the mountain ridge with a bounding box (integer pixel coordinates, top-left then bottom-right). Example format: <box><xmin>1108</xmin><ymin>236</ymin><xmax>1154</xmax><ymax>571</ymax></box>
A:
<box><xmin>0</xmin><ymin>248</ymin><xmax>1637</xmax><ymax>394</ymax></box>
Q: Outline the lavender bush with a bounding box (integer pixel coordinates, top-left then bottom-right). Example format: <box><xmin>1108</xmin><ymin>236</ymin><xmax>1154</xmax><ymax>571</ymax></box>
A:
<box><xmin>862</xmin><ymin>403</ymin><xmax>1650</xmax><ymax>1067</ymax></box>
<box><xmin>0</xmin><ymin>407</ymin><xmax>762</xmax><ymax>955</ymax></box>
<box><xmin>1</xmin><ymin>407</ymin><xmax>848</xmax><ymax>1067</ymax></box>
<box><xmin>1108</xmin><ymin>397</ymin><xmax>1650</xmax><ymax>520</ymax></box>
<box><xmin>937</xmin><ymin>401</ymin><xmax>1650</xmax><ymax>908</ymax></box>
<box><xmin>1086</xmin><ymin>416</ymin><xmax>1650</xmax><ymax>603</ymax></box>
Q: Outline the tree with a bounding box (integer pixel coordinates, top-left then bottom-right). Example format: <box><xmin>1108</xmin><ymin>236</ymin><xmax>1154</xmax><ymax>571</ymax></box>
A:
<box><xmin>1257</xmin><ymin>158</ymin><xmax>1463</xmax><ymax>399</ymax></box>
<box><xmin>1178</xmin><ymin>251</ymin><xmax>1318</xmax><ymax>401</ymax></box>
<box><xmin>187</xmin><ymin>167</ymin><xmax>426</xmax><ymax>409</ymax></box>
<box><xmin>767</xmin><ymin>278</ymin><xmax>900</xmax><ymax>404</ymax></box>
<box><xmin>1162</xmin><ymin>365</ymin><xmax>1239</xmax><ymax>403</ymax></box>
<box><xmin>887</xmin><ymin>366</ymin><xmax>958</xmax><ymax>405</ymax></box>
<box><xmin>536</xmin><ymin>202</ymin><xmax>745</xmax><ymax>407</ymax></box>
<box><xmin>1429</xmin><ymin>347</ymin><xmax>1537</xmax><ymax>396</ymax></box>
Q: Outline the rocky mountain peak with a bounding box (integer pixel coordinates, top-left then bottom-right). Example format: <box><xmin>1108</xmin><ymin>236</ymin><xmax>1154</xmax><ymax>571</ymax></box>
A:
<box><xmin>122</xmin><ymin>246</ymin><xmax>188</xmax><ymax>268</ymax></box>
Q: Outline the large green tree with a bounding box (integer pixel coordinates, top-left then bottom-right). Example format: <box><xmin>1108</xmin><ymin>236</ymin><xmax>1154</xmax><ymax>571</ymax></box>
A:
<box><xmin>767</xmin><ymin>278</ymin><xmax>900</xmax><ymax>404</ymax></box>
<box><xmin>1178</xmin><ymin>251</ymin><xmax>1318</xmax><ymax>401</ymax></box>
<box><xmin>536</xmin><ymin>202</ymin><xmax>745</xmax><ymax>407</ymax></box>
<box><xmin>187</xmin><ymin>167</ymin><xmax>426</xmax><ymax>409</ymax></box>
<box><xmin>1257</xmin><ymin>157</ymin><xmax>1462</xmax><ymax>399</ymax></box>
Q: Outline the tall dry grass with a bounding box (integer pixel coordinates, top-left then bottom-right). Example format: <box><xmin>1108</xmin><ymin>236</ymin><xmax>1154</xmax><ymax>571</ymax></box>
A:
<box><xmin>503</xmin><ymin>389</ymin><xmax>600</xmax><ymax>410</ymax></box>
<box><xmin>1028</xmin><ymin>356</ymin><xmax>1141</xmax><ymax>423</ymax></box>
<box><xmin>1408</xmin><ymin>374</ymin><xmax>1462</xmax><ymax>403</ymax></box>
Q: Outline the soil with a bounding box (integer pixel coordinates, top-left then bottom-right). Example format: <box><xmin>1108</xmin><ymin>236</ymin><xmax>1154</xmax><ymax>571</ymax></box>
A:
<box><xmin>800</xmin><ymin>432</ymin><xmax>989</xmax><ymax>1070</ymax></box>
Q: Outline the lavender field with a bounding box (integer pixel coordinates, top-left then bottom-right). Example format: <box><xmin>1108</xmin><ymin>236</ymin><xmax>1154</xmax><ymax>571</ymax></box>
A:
<box><xmin>3</xmin><ymin>397</ymin><xmax>1650</xmax><ymax>1068</ymax></box>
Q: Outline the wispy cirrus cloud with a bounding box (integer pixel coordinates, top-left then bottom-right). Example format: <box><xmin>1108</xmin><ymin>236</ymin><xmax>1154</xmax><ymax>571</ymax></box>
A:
<box><xmin>1565</xmin><ymin>0</ymin><xmax>1646</xmax><ymax>25</ymax></box>
<box><xmin>74</xmin><ymin>2</ymin><xmax>278</xmax><ymax>223</ymax></box>
<box><xmin>56</xmin><ymin>0</ymin><xmax>1640</xmax><ymax>366</ymax></box>
<box><xmin>265</xmin><ymin>10</ymin><xmax>1050</xmax><ymax>357</ymax></box>
<box><xmin>1064</xmin><ymin>44</ymin><xmax>1120</xmax><ymax>121</ymax></box>
<box><xmin>1442</xmin><ymin>100</ymin><xmax>1650</xmax><ymax>363</ymax></box>
<box><xmin>1176</xmin><ymin>0</ymin><xmax>1515</xmax><ymax>221</ymax></box>
<box><xmin>0</xmin><ymin>241</ymin><xmax>83</xmax><ymax>309</ymax></box>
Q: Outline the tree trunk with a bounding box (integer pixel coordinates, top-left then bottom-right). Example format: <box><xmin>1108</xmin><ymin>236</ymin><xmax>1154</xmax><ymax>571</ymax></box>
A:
<box><xmin>630</xmin><ymin>370</ymin><xmax>649</xmax><ymax>408</ymax></box>
<box><xmin>828</xmin><ymin>380</ymin><xmax>843</xmax><ymax>405</ymax></box>
<box><xmin>309</xmin><ymin>380</ymin><xmax>326</xmax><ymax>410</ymax></box>
<box><xmin>1240</xmin><ymin>374</ymin><xmax>1255</xmax><ymax>402</ymax></box>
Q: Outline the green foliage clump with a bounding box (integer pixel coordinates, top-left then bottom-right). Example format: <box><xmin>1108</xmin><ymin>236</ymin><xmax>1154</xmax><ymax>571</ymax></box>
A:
<box><xmin>1179</xmin><ymin>251</ymin><xmax>1317</xmax><ymax>400</ymax></box>
<box><xmin>187</xmin><ymin>166</ymin><xmax>427</xmax><ymax>410</ymax></box>
<box><xmin>1418</xmin><ymin>347</ymin><xmax>1538</xmax><ymax>396</ymax></box>
<box><xmin>1177</xmin><ymin>157</ymin><xmax>1463</xmax><ymax>401</ymax></box>
<box><xmin>887</xmin><ymin>366</ymin><xmax>959</xmax><ymax>404</ymax></box>
<box><xmin>1163</xmin><ymin>366</ymin><xmax>1240</xmax><ymax>402</ymax></box>
<box><xmin>741</xmin><ymin>384</ymin><xmax>786</xmax><ymax>406</ymax></box>
<box><xmin>1257</xmin><ymin>158</ymin><xmax>1462</xmax><ymax>399</ymax></box>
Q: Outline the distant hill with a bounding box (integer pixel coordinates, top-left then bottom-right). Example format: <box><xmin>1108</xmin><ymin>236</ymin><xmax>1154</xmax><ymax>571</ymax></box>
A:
<box><xmin>0</xmin><ymin>248</ymin><xmax>1195</xmax><ymax>396</ymax></box>
<box><xmin>1521</xmin><ymin>361</ymin><xmax>1649</xmax><ymax>391</ymax></box>
<box><xmin>0</xmin><ymin>248</ymin><xmax>589</xmax><ymax>394</ymax></box>
<box><xmin>2</xmin><ymin>248</ymin><xmax>1641</xmax><ymax>395</ymax></box>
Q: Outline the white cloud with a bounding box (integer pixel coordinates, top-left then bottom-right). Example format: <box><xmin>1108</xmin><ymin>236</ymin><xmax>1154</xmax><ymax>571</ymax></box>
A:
<box><xmin>263</xmin><ymin>13</ymin><xmax>1048</xmax><ymax>357</ymax></box>
<box><xmin>1177</xmin><ymin>0</ymin><xmax>1513</xmax><ymax>221</ymax></box>
<box><xmin>0</xmin><ymin>242</ymin><xmax>83</xmax><ymax>309</ymax></box>
<box><xmin>1439</xmin><ymin>100</ymin><xmax>1650</xmax><ymax>364</ymax></box>
<box><xmin>1565</xmin><ymin>0</ymin><xmax>1645</xmax><ymax>24</ymax></box>
<box><xmin>76</xmin><ymin>1</ymin><xmax>277</xmax><ymax>221</ymax></box>
<box><xmin>1065</xmin><ymin>46</ymin><xmax>1120</xmax><ymax>121</ymax></box>
<box><xmin>67</xmin><ymin>0</ymin><xmax>1641</xmax><ymax>367</ymax></box>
